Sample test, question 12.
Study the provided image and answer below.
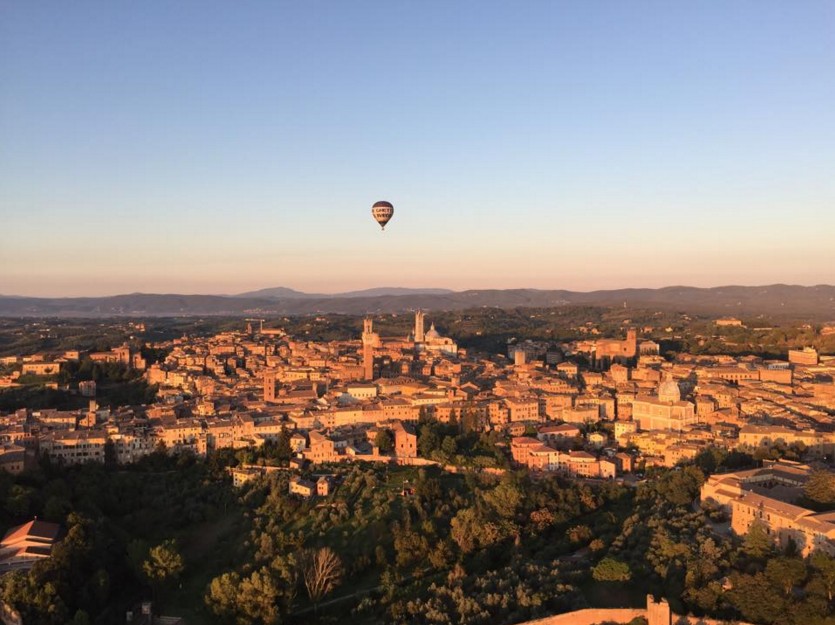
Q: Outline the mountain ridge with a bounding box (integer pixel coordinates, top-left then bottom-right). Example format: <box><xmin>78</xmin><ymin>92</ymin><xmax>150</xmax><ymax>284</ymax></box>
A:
<box><xmin>1</xmin><ymin>285</ymin><xmax>833</xmax><ymax>319</ymax></box>
<box><xmin>235</xmin><ymin>287</ymin><xmax>454</xmax><ymax>299</ymax></box>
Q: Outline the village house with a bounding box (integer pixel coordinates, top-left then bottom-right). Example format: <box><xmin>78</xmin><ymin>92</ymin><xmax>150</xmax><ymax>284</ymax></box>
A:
<box><xmin>288</xmin><ymin>476</ymin><xmax>316</xmax><ymax>498</ymax></box>
<box><xmin>537</xmin><ymin>423</ymin><xmax>581</xmax><ymax>447</ymax></box>
<box><xmin>392</xmin><ymin>421</ymin><xmax>417</xmax><ymax>458</ymax></box>
<box><xmin>701</xmin><ymin>460</ymin><xmax>835</xmax><ymax>556</ymax></box>
<box><xmin>39</xmin><ymin>429</ymin><xmax>108</xmax><ymax>465</ymax></box>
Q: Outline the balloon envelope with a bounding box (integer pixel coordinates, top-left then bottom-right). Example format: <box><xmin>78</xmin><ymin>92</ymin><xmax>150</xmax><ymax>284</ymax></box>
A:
<box><xmin>371</xmin><ymin>201</ymin><xmax>394</xmax><ymax>230</ymax></box>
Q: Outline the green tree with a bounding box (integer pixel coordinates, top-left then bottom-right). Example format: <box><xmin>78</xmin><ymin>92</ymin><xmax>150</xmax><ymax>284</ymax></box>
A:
<box><xmin>237</xmin><ymin>568</ymin><xmax>282</xmax><ymax>625</ymax></box>
<box><xmin>207</xmin><ymin>569</ymin><xmax>284</xmax><ymax>625</ymax></box>
<box><xmin>804</xmin><ymin>470</ymin><xmax>835</xmax><ymax>507</ymax></box>
<box><xmin>428</xmin><ymin>539</ymin><xmax>454</xmax><ymax>570</ymax></box>
<box><xmin>441</xmin><ymin>436</ymin><xmax>457</xmax><ymax>458</ymax></box>
<box><xmin>449</xmin><ymin>507</ymin><xmax>504</xmax><ymax>554</ymax></box>
<box><xmin>0</xmin><ymin>571</ymin><xmax>68</xmax><ymax>625</ymax></box>
<box><xmin>127</xmin><ymin>539</ymin><xmax>150</xmax><ymax>581</ymax></box>
<box><xmin>394</xmin><ymin>528</ymin><xmax>429</xmax><ymax>569</ymax></box>
<box><xmin>236</xmin><ymin>448</ymin><xmax>255</xmax><ymax>465</ymax></box>
<box><xmin>143</xmin><ymin>539</ymin><xmax>184</xmax><ymax>583</ymax></box>
<box><xmin>742</xmin><ymin>520</ymin><xmax>773</xmax><ymax>559</ymax></box>
<box><xmin>450</xmin><ymin>507</ymin><xmax>479</xmax><ymax>553</ymax></box>
<box><xmin>143</xmin><ymin>538</ymin><xmax>184</xmax><ymax>606</ymax></box>
<box><xmin>727</xmin><ymin>573</ymin><xmax>787</xmax><ymax>624</ymax></box>
<box><xmin>275</xmin><ymin>426</ymin><xmax>292</xmax><ymax>463</ymax></box>
<box><xmin>104</xmin><ymin>440</ymin><xmax>117</xmax><ymax>467</ymax></box>
<box><xmin>656</xmin><ymin>466</ymin><xmax>705</xmax><ymax>506</ymax></box>
<box><xmin>5</xmin><ymin>484</ymin><xmax>33</xmax><ymax>517</ymax></box>
<box><xmin>566</xmin><ymin>525</ymin><xmax>592</xmax><ymax>545</ymax></box>
<box><xmin>592</xmin><ymin>557</ymin><xmax>632</xmax><ymax>582</ymax></box>
<box><xmin>483</xmin><ymin>474</ymin><xmax>522</xmax><ymax>519</ymax></box>
<box><xmin>418</xmin><ymin>428</ymin><xmax>440</xmax><ymax>457</ymax></box>
<box><xmin>765</xmin><ymin>557</ymin><xmax>806</xmax><ymax>596</ymax></box>
<box><xmin>460</xmin><ymin>406</ymin><xmax>481</xmax><ymax>433</ymax></box>
<box><xmin>206</xmin><ymin>572</ymin><xmax>241</xmax><ymax>622</ymax></box>
<box><xmin>589</xmin><ymin>538</ymin><xmax>606</xmax><ymax>552</ymax></box>
<box><xmin>375</xmin><ymin>544</ymin><xmax>388</xmax><ymax>568</ymax></box>
<box><xmin>70</xmin><ymin>610</ymin><xmax>92</xmax><ymax>625</ymax></box>
<box><xmin>43</xmin><ymin>495</ymin><xmax>70</xmax><ymax>523</ymax></box>
<box><xmin>809</xmin><ymin>551</ymin><xmax>835</xmax><ymax>602</ymax></box>
<box><xmin>375</xmin><ymin>429</ymin><xmax>394</xmax><ymax>454</ymax></box>
<box><xmin>694</xmin><ymin>447</ymin><xmax>727</xmax><ymax>474</ymax></box>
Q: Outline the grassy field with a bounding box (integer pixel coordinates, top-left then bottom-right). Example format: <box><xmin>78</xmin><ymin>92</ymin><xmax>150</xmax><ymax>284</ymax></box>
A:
<box><xmin>161</xmin><ymin>509</ymin><xmax>248</xmax><ymax>624</ymax></box>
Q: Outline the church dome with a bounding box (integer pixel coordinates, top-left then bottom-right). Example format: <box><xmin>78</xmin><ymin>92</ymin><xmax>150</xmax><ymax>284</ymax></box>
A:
<box><xmin>658</xmin><ymin>374</ymin><xmax>681</xmax><ymax>403</ymax></box>
<box><xmin>425</xmin><ymin>323</ymin><xmax>440</xmax><ymax>340</ymax></box>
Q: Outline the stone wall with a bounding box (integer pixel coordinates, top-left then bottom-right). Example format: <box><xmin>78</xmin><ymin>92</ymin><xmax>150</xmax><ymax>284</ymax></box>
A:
<box><xmin>512</xmin><ymin>595</ymin><xmax>753</xmax><ymax>625</ymax></box>
<box><xmin>516</xmin><ymin>611</ymin><xmax>750</xmax><ymax>625</ymax></box>
<box><xmin>516</xmin><ymin>608</ymin><xmax>646</xmax><ymax>625</ymax></box>
<box><xmin>673</xmin><ymin>618</ymin><xmax>752</xmax><ymax>625</ymax></box>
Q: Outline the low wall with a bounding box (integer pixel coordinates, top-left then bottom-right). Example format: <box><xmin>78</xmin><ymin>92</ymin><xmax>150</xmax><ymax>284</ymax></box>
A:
<box><xmin>394</xmin><ymin>456</ymin><xmax>439</xmax><ymax>466</ymax></box>
<box><xmin>674</xmin><ymin>618</ymin><xmax>752</xmax><ymax>625</ymax></box>
<box><xmin>443</xmin><ymin>464</ymin><xmax>506</xmax><ymax>475</ymax></box>
<box><xmin>518</xmin><ymin>608</ymin><xmax>646</xmax><ymax>625</ymax></box>
<box><xmin>515</xmin><ymin>608</ymin><xmax>752</xmax><ymax>625</ymax></box>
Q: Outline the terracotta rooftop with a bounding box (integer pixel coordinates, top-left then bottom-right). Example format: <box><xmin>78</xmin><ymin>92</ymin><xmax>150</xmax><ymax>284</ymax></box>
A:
<box><xmin>1</xmin><ymin>519</ymin><xmax>61</xmax><ymax>545</ymax></box>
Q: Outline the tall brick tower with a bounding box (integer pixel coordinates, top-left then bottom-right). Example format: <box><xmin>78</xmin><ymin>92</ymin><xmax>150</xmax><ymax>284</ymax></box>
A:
<box><xmin>263</xmin><ymin>370</ymin><xmax>276</xmax><ymax>402</ymax></box>
<box><xmin>625</xmin><ymin>328</ymin><xmax>637</xmax><ymax>358</ymax></box>
<box><xmin>362</xmin><ymin>318</ymin><xmax>375</xmax><ymax>380</ymax></box>
<box><xmin>414</xmin><ymin>310</ymin><xmax>425</xmax><ymax>343</ymax></box>
<box><xmin>646</xmin><ymin>595</ymin><xmax>671</xmax><ymax>625</ymax></box>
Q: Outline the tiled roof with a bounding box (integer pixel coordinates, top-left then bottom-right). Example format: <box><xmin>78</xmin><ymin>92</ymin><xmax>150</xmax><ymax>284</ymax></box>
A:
<box><xmin>1</xmin><ymin>519</ymin><xmax>61</xmax><ymax>545</ymax></box>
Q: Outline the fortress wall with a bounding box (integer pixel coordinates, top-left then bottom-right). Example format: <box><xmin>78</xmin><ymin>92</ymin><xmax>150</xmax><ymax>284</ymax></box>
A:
<box><xmin>516</xmin><ymin>608</ymin><xmax>646</xmax><ymax>625</ymax></box>
<box><xmin>515</xmin><ymin>608</ymin><xmax>752</xmax><ymax>625</ymax></box>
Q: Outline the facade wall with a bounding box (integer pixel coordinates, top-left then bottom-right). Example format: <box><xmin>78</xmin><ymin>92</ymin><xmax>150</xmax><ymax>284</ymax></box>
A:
<box><xmin>394</xmin><ymin>427</ymin><xmax>417</xmax><ymax>458</ymax></box>
<box><xmin>788</xmin><ymin>348</ymin><xmax>818</xmax><ymax>366</ymax></box>
<box><xmin>21</xmin><ymin>362</ymin><xmax>60</xmax><ymax>375</ymax></box>
<box><xmin>632</xmin><ymin>399</ymin><xmax>695</xmax><ymax>432</ymax></box>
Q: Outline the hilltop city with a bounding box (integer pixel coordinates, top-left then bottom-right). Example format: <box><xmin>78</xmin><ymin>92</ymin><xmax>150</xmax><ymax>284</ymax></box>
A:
<box><xmin>0</xmin><ymin>309</ymin><xmax>833</xmax><ymax>625</ymax></box>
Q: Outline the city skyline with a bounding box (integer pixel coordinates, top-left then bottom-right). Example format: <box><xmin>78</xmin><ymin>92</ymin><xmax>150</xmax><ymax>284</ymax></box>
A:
<box><xmin>2</xmin><ymin>2</ymin><xmax>834</xmax><ymax>297</ymax></box>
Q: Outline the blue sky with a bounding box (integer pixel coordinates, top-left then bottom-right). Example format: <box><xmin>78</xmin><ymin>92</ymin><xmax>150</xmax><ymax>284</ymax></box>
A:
<box><xmin>1</xmin><ymin>1</ymin><xmax>833</xmax><ymax>296</ymax></box>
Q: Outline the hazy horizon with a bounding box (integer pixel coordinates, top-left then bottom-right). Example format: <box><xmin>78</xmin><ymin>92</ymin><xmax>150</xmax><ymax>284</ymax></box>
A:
<box><xmin>2</xmin><ymin>2</ymin><xmax>834</xmax><ymax>297</ymax></box>
<box><xmin>4</xmin><ymin>280</ymin><xmax>835</xmax><ymax>300</ymax></box>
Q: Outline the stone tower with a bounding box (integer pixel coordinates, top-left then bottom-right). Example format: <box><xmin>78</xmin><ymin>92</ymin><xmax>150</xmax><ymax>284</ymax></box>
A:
<box><xmin>263</xmin><ymin>371</ymin><xmax>276</xmax><ymax>402</ymax></box>
<box><xmin>362</xmin><ymin>318</ymin><xmax>375</xmax><ymax>380</ymax></box>
<box><xmin>646</xmin><ymin>595</ymin><xmax>671</xmax><ymax>625</ymax></box>
<box><xmin>414</xmin><ymin>310</ymin><xmax>425</xmax><ymax>343</ymax></box>
<box><xmin>625</xmin><ymin>328</ymin><xmax>637</xmax><ymax>358</ymax></box>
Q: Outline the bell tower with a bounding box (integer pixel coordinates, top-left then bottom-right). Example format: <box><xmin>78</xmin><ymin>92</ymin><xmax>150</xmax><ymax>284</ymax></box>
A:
<box><xmin>362</xmin><ymin>318</ymin><xmax>375</xmax><ymax>380</ymax></box>
<box><xmin>263</xmin><ymin>370</ymin><xmax>277</xmax><ymax>402</ymax></box>
<box><xmin>414</xmin><ymin>310</ymin><xmax>425</xmax><ymax>343</ymax></box>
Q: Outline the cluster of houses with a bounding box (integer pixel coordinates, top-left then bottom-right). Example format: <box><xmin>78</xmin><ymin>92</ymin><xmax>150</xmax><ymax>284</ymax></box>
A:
<box><xmin>0</xmin><ymin>315</ymin><xmax>833</xmax><ymax>488</ymax></box>
<box><xmin>510</xmin><ymin>422</ymin><xmax>636</xmax><ymax>478</ymax></box>
<box><xmin>0</xmin><ymin>344</ymin><xmax>146</xmax><ymax>389</ymax></box>
<box><xmin>2</xmin><ymin>316</ymin><xmax>833</xmax><ymax>614</ymax></box>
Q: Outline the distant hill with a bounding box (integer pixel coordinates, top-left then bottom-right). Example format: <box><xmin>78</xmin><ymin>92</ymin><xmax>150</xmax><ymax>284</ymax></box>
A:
<box><xmin>235</xmin><ymin>287</ymin><xmax>321</xmax><ymax>299</ymax></box>
<box><xmin>333</xmin><ymin>287</ymin><xmax>454</xmax><ymax>298</ymax></box>
<box><xmin>236</xmin><ymin>286</ymin><xmax>453</xmax><ymax>299</ymax></box>
<box><xmin>1</xmin><ymin>285</ymin><xmax>833</xmax><ymax>319</ymax></box>
<box><xmin>0</xmin><ymin>293</ymin><xmax>279</xmax><ymax>317</ymax></box>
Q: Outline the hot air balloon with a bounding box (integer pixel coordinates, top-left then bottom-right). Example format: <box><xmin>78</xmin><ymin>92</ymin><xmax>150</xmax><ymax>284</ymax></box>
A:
<box><xmin>371</xmin><ymin>201</ymin><xmax>394</xmax><ymax>231</ymax></box>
